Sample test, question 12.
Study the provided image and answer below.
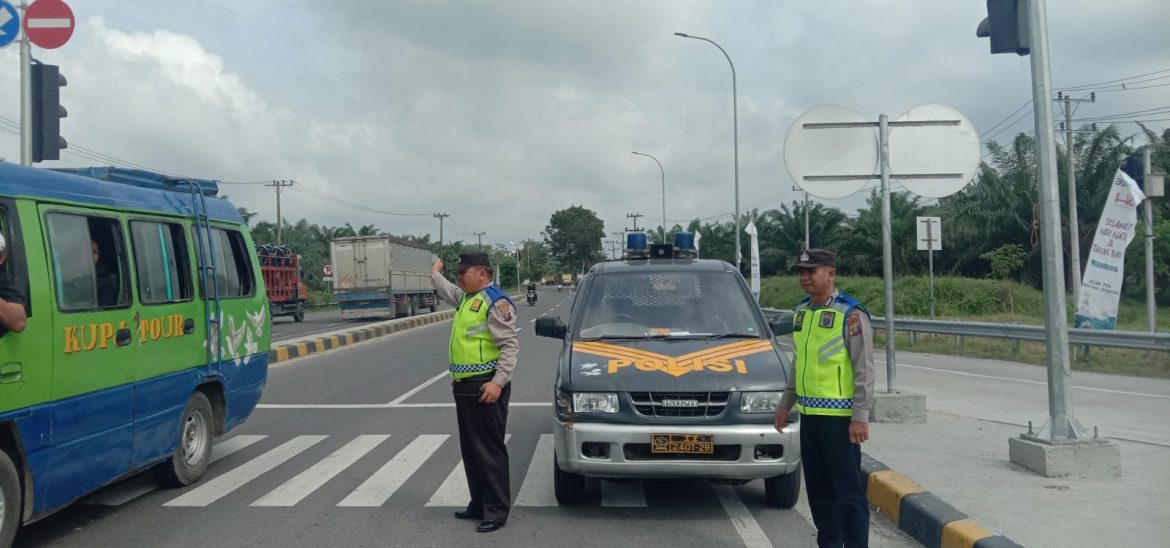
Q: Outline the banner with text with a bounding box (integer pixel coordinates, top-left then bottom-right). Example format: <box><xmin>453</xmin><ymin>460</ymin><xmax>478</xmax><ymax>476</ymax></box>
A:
<box><xmin>745</xmin><ymin>220</ymin><xmax>760</xmax><ymax>302</ymax></box>
<box><xmin>1075</xmin><ymin>168</ymin><xmax>1146</xmax><ymax>329</ymax></box>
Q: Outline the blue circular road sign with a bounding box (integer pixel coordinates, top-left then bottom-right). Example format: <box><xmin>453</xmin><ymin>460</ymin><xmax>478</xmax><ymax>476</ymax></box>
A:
<box><xmin>0</xmin><ymin>0</ymin><xmax>19</xmax><ymax>48</ymax></box>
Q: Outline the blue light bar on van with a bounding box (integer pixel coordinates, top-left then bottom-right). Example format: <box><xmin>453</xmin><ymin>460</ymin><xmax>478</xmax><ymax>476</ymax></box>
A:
<box><xmin>624</xmin><ymin>232</ymin><xmax>649</xmax><ymax>259</ymax></box>
<box><xmin>51</xmin><ymin>167</ymin><xmax>221</xmax><ymax>197</ymax></box>
<box><xmin>673</xmin><ymin>232</ymin><xmax>697</xmax><ymax>258</ymax></box>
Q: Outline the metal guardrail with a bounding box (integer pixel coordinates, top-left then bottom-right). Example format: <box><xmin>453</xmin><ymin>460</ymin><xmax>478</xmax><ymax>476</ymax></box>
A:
<box><xmin>761</xmin><ymin>308</ymin><xmax>1170</xmax><ymax>353</ymax></box>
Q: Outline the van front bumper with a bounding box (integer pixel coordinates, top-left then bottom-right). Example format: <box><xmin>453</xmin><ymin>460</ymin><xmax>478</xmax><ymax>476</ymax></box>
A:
<box><xmin>553</xmin><ymin>419</ymin><xmax>800</xmax><ymax>480</ymax></box>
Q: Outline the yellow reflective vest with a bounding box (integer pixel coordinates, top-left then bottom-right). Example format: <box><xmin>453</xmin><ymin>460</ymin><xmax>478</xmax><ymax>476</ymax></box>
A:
<box><xmin>448</xmin><ymin>285</ymin><xmax>511</xmax><ymax>379</ymax></box>
<box><xmin>791</xmin><ymin>293</ymin><xmax>867</xmax><ymax>417</ymax></box>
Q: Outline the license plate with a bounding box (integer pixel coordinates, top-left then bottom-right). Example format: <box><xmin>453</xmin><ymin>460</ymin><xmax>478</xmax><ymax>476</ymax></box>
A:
<box><xmin>651</xmin><ymin>433</ymin><xmax>714</xmax><ymax>454</ymax></box>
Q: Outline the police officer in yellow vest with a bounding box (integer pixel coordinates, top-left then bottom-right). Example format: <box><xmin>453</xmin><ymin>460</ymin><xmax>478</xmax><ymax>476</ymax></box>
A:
<box><xmin>774</xmin><ymin>249</ymin><xmax>875</xmax><ymax>548</ymax></box>
<box><xmin>432</xmin><ymin>251</ymin><xmax>519</xmax><ymax>533</ymax></box>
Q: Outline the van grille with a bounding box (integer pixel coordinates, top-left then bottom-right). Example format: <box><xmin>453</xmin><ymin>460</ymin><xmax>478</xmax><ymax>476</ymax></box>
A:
<box><xmin>629</xmin><ymin>392</ymin><xmax>730</xmax><ymax>418</ymax></box>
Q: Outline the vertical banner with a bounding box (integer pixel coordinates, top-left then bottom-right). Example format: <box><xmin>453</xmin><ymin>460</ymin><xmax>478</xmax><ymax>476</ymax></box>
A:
<box><xmin>1075</xmin><ymin>168</ymin><xmax>1146</xmax><ymax>329</ymax></box>
<box><xmin>744</xmin><ymin>220</ymin><xmax>761</xmax><ymax>302</ymax></box>
<box><xmin>694</xmin><ymin>231</ymin><xmax>702</xmax><ymax>256</ymax></box>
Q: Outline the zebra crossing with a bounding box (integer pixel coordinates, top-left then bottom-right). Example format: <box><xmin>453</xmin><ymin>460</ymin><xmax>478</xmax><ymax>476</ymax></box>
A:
<box><xmin>84</xmin><ymin>433</ymin><xmax>660</xmax><ymax>510</ymax></box>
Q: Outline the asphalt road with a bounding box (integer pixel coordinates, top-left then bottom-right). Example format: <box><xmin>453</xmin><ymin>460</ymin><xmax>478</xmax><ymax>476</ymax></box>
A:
<box><xmin>16</xmin><ymin>289</ymin><xmax>913</xmax><ymax>548</ymax></box>
<box><xmin>271</xmin><ymin>303</ymin><xmax>452</xmax><ymax>343</ymax></box>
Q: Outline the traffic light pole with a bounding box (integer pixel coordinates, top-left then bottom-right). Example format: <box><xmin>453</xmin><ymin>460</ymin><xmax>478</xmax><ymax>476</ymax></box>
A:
<box><xmin>19</xmin><ymin>0</ymin><xmax>31</xmax><ymax>166</ymax></box>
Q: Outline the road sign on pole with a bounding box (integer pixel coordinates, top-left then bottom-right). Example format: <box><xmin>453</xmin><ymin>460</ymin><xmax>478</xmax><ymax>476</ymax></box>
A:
<box><xmin>917</xmin><ymin>217</ymin><xmax>941</xmax><ymax>320</ymax></box>
<box><xmin>322</xmin><ymin>263</ymin><xmax>333</xmax><ymax>277</ymax></box>
<box><xmin>23</xmin><ymin>0</ymin><xmax>73</xmax><ymax>49</ymax></box>
<box><xmin>0</xmin><ymin>1</ymin><xmax>20</xmax><ymax>48</ymax></box>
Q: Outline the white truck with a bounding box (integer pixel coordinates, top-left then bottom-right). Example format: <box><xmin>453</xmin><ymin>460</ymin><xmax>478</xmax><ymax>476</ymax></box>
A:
<box><xmin>330</xmin><ymin>235</ymin><xmax>438</xmax><ymax>320</ymax></box>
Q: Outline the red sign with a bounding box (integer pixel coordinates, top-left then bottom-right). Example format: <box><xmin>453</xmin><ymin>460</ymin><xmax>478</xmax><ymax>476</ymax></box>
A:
<box><xmin>23</xmin><ymin>0</ymin><xmax>75</xmax><ymax>49</ymax></box>
<box><xmin>322</xmin><ymin>264</ymin><xmax>333</xmax><ymax>276</ymax></box>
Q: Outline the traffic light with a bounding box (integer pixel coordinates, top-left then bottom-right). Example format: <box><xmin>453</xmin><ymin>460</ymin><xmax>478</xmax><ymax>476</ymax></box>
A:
<box><xmin>31</xmin><ymin>62</ymin><xmax>67</xmax><ymax>163</ymax></box>
<box><xmin>976</xmin><ymin>0</ymin><xmax>1030</xmax><ymax>56</ymax></box>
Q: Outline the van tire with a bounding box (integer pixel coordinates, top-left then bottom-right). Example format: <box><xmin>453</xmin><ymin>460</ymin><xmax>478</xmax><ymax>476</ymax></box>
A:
<box><xmin>154</xmin><ymin>392</ymin><xmax>214</xmax><ymax>487</ymax></box>
<box><xmin>293</xmin><ymin>302</ymin><xmax>305</xmax><ymax>322</ymax></box>
<box><xmin>0</xmin><ymin>450</ymin><xmax>21</xmax><ymax>548</ymax></box>
<box><xmin>553</xmin><ymin>452</ymin><xmax>584</xmax><ymax>505</ymax></box>
<box><xmin>764</xmin><ymin>465</ymin><xmax>801</xmax><ymax>508</ymax></box>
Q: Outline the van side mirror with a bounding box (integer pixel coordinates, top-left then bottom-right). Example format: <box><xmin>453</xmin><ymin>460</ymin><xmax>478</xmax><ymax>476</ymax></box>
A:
<box><xmin>535</xmin><ymin>316</ymin><xmax>567</xmax><ymax>339</ymax></box>
<box><xmin>768</xmin><ymin>311</ymin><xmax>795</xmax><ymax>336</ymax></box>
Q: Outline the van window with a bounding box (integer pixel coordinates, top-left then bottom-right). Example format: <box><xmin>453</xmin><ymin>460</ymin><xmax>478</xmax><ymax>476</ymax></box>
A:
<box><xmin>199</xmin><ymin>228</ymin><xmax>255</xmax><ymax>299</ymax></box>
<box><xmin>130</xmin><ymin>221</ymin><xmax>193</xmax><ymax>304</ymax></box>
<box><xmin>46</xmin><ymin>213</ymin><xmax>131</xmax><ymax>310</ymax></box>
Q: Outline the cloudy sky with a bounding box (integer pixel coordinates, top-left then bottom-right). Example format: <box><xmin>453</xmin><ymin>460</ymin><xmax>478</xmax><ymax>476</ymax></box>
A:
<box><xmin>2</xmin><ymin>0</ymin><xmax>1167</xmax><ymax>247</ymax></box>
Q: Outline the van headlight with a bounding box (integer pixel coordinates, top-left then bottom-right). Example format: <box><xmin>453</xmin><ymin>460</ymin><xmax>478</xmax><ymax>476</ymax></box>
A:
<box><xmin>740</xmin><ymin>392</ymin><xmax>784</xmax><ymax>414</ymax></box>
<box><xmin>573</xmin><ymin>392</ymin><xmax>619</xmax><ymax>414</ymax></box>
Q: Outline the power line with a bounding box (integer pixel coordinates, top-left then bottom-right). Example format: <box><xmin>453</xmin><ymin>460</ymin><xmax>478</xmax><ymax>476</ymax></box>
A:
<box><xmin>1057</xmin><ymin>67</ymin><xmax>1170</xmax><ymax>92</ymax></box>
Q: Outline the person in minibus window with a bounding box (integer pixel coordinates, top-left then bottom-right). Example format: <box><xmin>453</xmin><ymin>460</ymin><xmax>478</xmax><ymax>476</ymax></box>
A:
<box><xmin>0</xmin><ymin>233</ymin><xmax>28</xmax><ymax>338</ymax></box>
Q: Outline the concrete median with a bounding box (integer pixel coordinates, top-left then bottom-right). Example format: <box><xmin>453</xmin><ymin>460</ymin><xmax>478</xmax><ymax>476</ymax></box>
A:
<box><xmin>861</xmin><ymin>454</ymin><xmax>1022</xmax><ymax>548</ymax></box>
<box><xmin>268</xmin><ymin>309</ymin><xmax>456</xmax><ymax>363</ymax></box>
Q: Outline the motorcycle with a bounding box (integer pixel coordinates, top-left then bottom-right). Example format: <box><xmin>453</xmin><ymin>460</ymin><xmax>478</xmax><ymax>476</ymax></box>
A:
<box><xmin>526</xmin><ymin>290</ymin><xmax>537</xmax><ymax>306</ymax></box>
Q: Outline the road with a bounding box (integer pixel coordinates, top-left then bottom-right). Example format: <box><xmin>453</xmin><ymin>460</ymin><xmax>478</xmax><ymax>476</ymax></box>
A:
<box><xmin>16</xmin><ymin>290</ymin><xmax>913</xmax><ymax>548</ymax></box>
<box><xmin>271</xmin><ymin>304</ymin><xmax>452</xmax><ymax>343</ymax></box>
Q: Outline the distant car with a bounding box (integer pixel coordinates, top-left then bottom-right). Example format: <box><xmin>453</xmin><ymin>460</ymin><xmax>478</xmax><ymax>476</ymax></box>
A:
<box><xmin>535</xmin><ymin>235</ymin><xmax>801</xmax><ymax>508</ymax></box>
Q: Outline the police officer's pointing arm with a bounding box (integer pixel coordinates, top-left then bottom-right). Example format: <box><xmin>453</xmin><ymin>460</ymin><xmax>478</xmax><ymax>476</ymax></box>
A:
<box><xmin>431</xmin><ymin>259</ymin><xmax>463</xmax><ymax>306</ymax></box>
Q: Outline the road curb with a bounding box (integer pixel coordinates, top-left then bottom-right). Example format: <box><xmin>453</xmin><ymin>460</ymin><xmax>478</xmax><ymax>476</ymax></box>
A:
<box><xmin>861</xmin><ymin>454</ymin><xmax>1023</xmax><ymax>548</ymax></box>
<box><xmin>268</xmin><ymin>309</ymin><xmax>456</xmax><ymax>363</ymax></box>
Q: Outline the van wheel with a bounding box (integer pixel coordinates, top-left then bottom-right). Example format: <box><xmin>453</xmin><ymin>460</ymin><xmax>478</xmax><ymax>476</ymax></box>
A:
<box><xmin>293</xmin><ymin>302</ymin><xmax>305</xmax><ymax>322</ymax></box>
<box><xmin>0</xmin><ymin>450</ymin><xmax>21</xmax><ymax>548</ymax></box>
<box><xmin>553</xmin><ymin>452</ymin><xmax>584</xmax><ymax>505</ymax></box>
<box><xmin>154</xmin><ymin>392</ymin><xmax>214</xmax><ymax>487</ymax></box>
<box><xmin>764</xmin><ymin>465</ymin><xmax>801</xmax><ymax>508</ymax></box>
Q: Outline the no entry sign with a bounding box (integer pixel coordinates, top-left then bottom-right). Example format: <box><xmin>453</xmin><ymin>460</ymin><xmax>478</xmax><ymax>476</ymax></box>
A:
<box><xmin>23</xmin><ymin>0</ymin><xmax>74</xmax><ymax>49</ymax></box>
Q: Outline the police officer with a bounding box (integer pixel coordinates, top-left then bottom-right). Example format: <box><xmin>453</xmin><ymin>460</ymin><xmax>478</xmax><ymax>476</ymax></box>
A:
<box><xmin>774</xmin><ymin>249</ymin><xmax>874</xmax><ymax>548</ymax></box>
<box><xmin>0</xmin><ymin>233</ymin><xmax>28</xmax><ymax>339</ymax></box>
<box><xmin>431</xmin><ymin>251</ymin><xmax>519</xmax><ymax>533</ymax></box>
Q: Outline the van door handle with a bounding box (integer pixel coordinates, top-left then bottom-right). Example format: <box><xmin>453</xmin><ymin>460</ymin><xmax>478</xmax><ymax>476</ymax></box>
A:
<box><xmin>183</xmin><ymin>318</ymin><xmax>195</xmax><ymax>334</ymax></box>
<box><xmin>116</xmin><ymin>328</ymin><xmax>132</xmax><ymax>347</ymax></box>
<box><xmin>0</xmin><ymin>362</ymin><xmax>22</xmax><ymax>384</ymax></box>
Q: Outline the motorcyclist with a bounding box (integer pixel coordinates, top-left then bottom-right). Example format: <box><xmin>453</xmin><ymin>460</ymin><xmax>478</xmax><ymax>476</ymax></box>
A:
<box><xmin>526</xmin><ymin>282</ymin><xmax>537</xmax><ymax>305</ymax></box>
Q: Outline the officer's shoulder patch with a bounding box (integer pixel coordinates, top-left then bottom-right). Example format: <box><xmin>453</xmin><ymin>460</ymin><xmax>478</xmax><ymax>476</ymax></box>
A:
<box><xmin>847</xmin><ymin>312</ymin><xmax>862</xmax><ymax>336</ymax></box>
<box><xmin>495</xmin><ymin>301</ymin><xmax>513</xmax><ymax>322</ymax></box>
<box><xmin>470</xmin><ymin>299</ymin><xmax>483</xmax><ymax>312</ymax></box>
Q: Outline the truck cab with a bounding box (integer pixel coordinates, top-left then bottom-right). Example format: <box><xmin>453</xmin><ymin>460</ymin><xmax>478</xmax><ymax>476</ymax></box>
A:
<box><xmin>535</xmin><ymin>232</ymin><xmax>801</xmax><ymax>508</ymax></box>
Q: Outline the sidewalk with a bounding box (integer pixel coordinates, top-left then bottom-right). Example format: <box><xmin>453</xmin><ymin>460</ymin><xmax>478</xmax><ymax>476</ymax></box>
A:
<box><xmin>864</xmin><ymin>351</ymin><xmax>1170</xmax><ymax>548</ymax></box>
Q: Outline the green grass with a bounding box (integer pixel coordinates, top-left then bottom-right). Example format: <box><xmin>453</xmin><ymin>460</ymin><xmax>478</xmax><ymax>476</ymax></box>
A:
<box><xmin>762</xmin><ymin>275</ymin><xmax>1170</xmax><ymax>377</ymax></box>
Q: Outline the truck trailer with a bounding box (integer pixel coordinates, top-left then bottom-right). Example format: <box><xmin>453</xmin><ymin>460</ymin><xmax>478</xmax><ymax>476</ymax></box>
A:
<box><xmin>331</xmin><ymin>235</ymin><xmax>438</xmax><ymax>320</ymax></box>
<box><xmin>258</xmin><ymin>244</ymin><xmax>308</xmax><ymax>322</ymax></box>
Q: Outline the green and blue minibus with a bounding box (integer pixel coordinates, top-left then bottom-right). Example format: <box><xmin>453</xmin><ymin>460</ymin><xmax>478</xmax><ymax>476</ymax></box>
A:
<box><xmin>0</xmin><ymin>164</ymin><xmax>270</xmax><ymax>544</ymax></box>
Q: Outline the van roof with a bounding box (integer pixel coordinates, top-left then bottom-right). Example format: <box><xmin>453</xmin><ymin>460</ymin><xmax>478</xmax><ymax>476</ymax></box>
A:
<box><xmin>0</xmin><ymin>163</ymin><xmax>243</xmax><ymax>224</ymax></box>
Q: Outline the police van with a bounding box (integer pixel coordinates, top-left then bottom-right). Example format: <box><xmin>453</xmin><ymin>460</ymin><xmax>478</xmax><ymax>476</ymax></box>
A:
<box><xmin>0</xmin><ymin>164</ymin><xmax>269</xmax><ymax>544</ymax></box>
<box><xmin>535</xmin><ymin>232</ymin><xmax>801</xmax><ymax>507</ymax></box>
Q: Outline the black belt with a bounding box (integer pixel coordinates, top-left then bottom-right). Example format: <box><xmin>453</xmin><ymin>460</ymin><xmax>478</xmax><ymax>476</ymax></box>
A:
<box><xmin>452</xmin><ymin>372</ymin><xmax>494</xmax><ymax>383</ymax></box>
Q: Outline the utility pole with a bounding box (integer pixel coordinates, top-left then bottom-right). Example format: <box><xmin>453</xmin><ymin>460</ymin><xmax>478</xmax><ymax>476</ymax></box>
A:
<box><xmin>803</xmin><ymin>191</ymin><xmax>810</xmax><ymax>249</ymax></box>
<box><xmin>1057</xmin><ymin>90</ymin><xmax>1095</xmax><ymax>305</ymax></box>
<box><xmin>1144</xmin><ymin>148</ymin><xmax>1157</xmax><ymax>333</ymax></box>
<box><xmin>434</xmin><ymin>212</ymin><xmax>449</xmax><ymax>261</ymax></box>
<box><xmin>265</xmin><ymin>180</ymin><xmax>294</xmax><ymax>244</ymax></box>
<box><xmin>19</xmin><ymin>0</ymin><xmax>31</xmax><ymax>166</ymax></box>
<box><xmin>474</xmin><ymin>231</ymin><xmax>487</xmax><ymax>249</ymax></box>
<box><xmin>626</xmin><ymin>212</ymin><xmax>643</xmax><ymax>231</ymax></box>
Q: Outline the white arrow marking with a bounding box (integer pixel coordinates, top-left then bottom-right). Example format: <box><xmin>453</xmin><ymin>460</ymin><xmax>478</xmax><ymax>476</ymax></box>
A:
<box><xmin>0</xmin><ymin>10</ymin><xmax>11</xmax><ymax>35</ymax></box>
<box><xmin>27</xmin><ymin>18</ymin><xmax>71</xmax><ymax>29</ymax></box>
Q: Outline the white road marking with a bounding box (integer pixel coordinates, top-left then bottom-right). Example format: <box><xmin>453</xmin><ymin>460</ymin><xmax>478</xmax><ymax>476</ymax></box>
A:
<box><xmin>251</xmin><ymin>435</ymin><xmax>390</xmax><ymax>507</ymax></box>
<box><xmin>164</xmin><ymin>435</ymin><xmax>327</xmax><ymax>507</ymax></box>
<box><xmin>338</xmin><ymin>434</ymin><xmax>448</xmax><ymax>507</ymax></box>
<box><xmin>713</xmin><ymin>485</ymin><xmax>774</xmax><ymax>548</ymax></box>
<box><xmin>387</xmin><ymin>371</ymin><xmax>450</xmax><ymax>405</ymax></box>
<box><xmin>514</xmin><ymin>433</ymin><xmax>557</xmax><ymax>507</ymax></box>
<box><xmin>878</xmin><ymin>360</ymin><xmax>1170</xmax><ymax>400</ymax></box>
<box><xmin>393</xmin><ymin>402</ymin><xmax>550</xmax><ymax>408</ymax></box>
<box><xmin>600</xmin><ymin>480</ymin><xmax>648</xmax><ymax>507</ymax></box>
<box><xmin>83</xmin><ymin>435</ymin><xmax>269</xmax><ymax>506</ymax></box>
<box><xmin>256</xmin><ymin>401</ymin><xmax>552</xmax><ymax>409</ymax></box>
<box><xmin>425</xmin><ymin>435</ymin><xmax>511</xmax><ymax>507</ymax></box>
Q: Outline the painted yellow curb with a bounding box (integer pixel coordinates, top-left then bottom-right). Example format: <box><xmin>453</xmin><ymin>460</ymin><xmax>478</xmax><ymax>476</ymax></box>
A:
<box><xmin>941</xmin><ymin>518</ymin><xmax>995</xmax><ymax>548</ymax></box>
<box><xmin>867</xmin><ymin>469</ymin><xmax>927</xmax><ymax>523</ymax></box>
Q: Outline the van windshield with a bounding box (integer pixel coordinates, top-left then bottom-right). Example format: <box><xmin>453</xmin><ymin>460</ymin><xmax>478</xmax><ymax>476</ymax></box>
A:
<box><xmin>574</xmin><ymin>271</ymin><xmax>763</xmax><ymax>340</ymax></box>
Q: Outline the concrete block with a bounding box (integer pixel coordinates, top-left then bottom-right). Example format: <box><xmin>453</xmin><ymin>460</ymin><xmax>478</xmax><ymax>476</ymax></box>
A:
<box><xmin>899</xmin><ymin>492</ymin><xmax>968</xmax><ymax>548</ymax></box>
<box><xmin>872</xmin><ymin>391</ymin><xmax>927</xmax><ymax>423</ymax></box>
<box><xmin>1007</xmin><ymin>436</ymin><xmax>1121</xmax><ymax>478</ymax></box>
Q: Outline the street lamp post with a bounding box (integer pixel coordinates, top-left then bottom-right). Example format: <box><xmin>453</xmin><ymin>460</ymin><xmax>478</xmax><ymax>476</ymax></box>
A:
<box><xmin>631</xmin><ymin>151</ymin><xmax>666</xmax><ymax>243</ymax></box>
<box><xmin>675</xmin><ymin>32</ymin><xmax>740</xmax><ymax>269</ymax></box>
